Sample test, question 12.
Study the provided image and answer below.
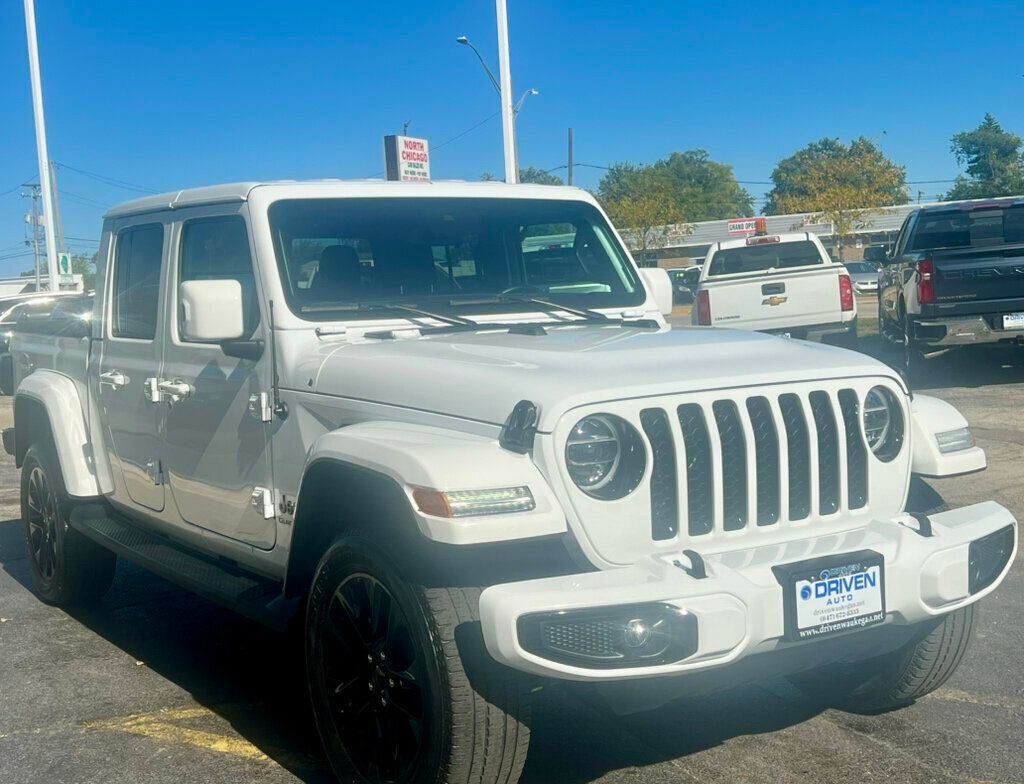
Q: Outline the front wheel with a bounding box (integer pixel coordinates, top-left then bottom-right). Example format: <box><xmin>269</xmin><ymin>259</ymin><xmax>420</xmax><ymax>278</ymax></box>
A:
<box><xmin>305</xmin><ymin>538</ymin><xmax>531</xmax><ymax>784</ymax></box>
<box><xmin>791</xmin><ymin>604</ymin><xmax>976</xmax><ymax>714</ymax></box>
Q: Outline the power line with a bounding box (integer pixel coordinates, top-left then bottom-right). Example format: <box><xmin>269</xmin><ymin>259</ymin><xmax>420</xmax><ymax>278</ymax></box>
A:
<box><xmin>54</xmin><ymin>162</ymin><xmax>158</xmax><ymax>194</ymax></box>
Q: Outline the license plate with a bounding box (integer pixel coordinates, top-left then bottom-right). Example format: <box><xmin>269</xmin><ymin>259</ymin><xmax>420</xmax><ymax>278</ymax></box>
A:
<box><xmin>1003</xmin><ymin>312</ymin><xmax>1024</xmax><ymax>330</ymax></box>
<box><xmin>773</xmin><ymin>551</ymin><xmax>886</xmax><ymax>641</ymax></box>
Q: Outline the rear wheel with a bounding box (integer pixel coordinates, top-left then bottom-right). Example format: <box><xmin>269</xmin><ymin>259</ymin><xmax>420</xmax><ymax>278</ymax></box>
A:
<box><xmin>306</xmin><ymin>537</ymin><xmax>531</xmax><ymax>784</ymax></box>
<box><xmin>21</xmin><ymin>443</ymin><xmax>116</xmax><ymax>605</ymax></box>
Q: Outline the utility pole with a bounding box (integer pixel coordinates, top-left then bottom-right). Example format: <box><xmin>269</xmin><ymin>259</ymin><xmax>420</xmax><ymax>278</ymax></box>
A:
<box><xmin>49</xmin><ymin>161</ymin><xmax>66</xmax><ymax>257</ymax></box>
<box><xmin>23</xmin><ymin>184</ymin><xmax>42</xmax><ymax>291</ymax></box>
<box><xmin>567</xmin><ymin>128</ymin><xmax>574</xmax><ymax>186</ymax></box>
<box><xmin>23</xmin><ymin>0</ymin><xmax>59</xmax><ymax>292</ymax></box>
<box><xmin>495</xmin><ymin>0</ymin><xmax>517</xmax><ymax>183</ymax></box>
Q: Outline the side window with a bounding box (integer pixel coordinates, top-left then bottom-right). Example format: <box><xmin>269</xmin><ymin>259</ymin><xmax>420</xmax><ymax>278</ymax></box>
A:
<box><xmin>179</xmin><ymin>216</ymin><xmax>260</xmax><ymax>340</ymax></box>
<box><xmin>893</xmin><ymin>216</ymin><xmax>913</xmax><ymax>258</ymax></box>
<box><xmin>112</xmin><ymin>223</ymin><xmax>164</xmax><ymax>340</ymax></box>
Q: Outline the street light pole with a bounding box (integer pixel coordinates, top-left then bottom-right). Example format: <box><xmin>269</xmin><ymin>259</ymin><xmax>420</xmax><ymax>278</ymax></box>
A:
<box><xmin>495</xmin><ymin>0</ymin><xmax>517</xmax><ymax>183</ymax></box>
<box><xmin>23</xmin><ymin>0</ymin><xmax>59</xmax><ymax>292</ymax></box>
<box><xmin>455</xmin><ymin>36</ymin><xmax>500</xmax><ymax>95</ymax></box>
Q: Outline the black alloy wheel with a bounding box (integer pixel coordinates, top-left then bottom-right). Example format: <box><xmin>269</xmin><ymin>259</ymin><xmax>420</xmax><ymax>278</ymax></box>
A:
<box><xmin>25</xmin><ymin>463</ymin><xmax>59</xmax><ymax>585</ymax></box>
<box><xmin>20</xmin><ymin>443</ymin><xmax>116</xmax><ymax>605</ymax></box>
<box><xmin>315</xmin><ymin>571</ymin><xmax>432</xmax><ymax>783</ymax></box>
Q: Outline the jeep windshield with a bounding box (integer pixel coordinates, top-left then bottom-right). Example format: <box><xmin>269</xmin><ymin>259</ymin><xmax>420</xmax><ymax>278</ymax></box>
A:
<box><xmin>268</xmin><ymin>197</ymin><xmax>645</xmax><ymax>321</ymax></box>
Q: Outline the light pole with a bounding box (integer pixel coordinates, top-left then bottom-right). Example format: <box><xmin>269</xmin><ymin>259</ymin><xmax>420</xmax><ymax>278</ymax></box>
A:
<box><xmin>23</xmin><ymin>0</ymin><xmax>59</xmax><ymax>292</ymax></box>
<box><xmin>456</xmin><ymin>36</ymin><xmax>500</xmax><ymax>95</ymax></box>
<box><xmin>456</xmin><ymin>21</ymin><xmax>536</xmax><ymax>183</ymax></box>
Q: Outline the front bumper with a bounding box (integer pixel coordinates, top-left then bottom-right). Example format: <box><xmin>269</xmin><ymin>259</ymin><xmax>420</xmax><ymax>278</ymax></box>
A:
<box><xmin>479</xmin><ymin>502</ymin><xmax>1016</xmax><ymax>681</ymax></box>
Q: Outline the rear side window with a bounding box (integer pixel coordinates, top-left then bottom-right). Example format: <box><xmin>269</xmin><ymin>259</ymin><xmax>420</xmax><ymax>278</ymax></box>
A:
<box><xmin>179</xmin><ymin>217</ymin><xmax>260</xmax><ymax>340</ymax></box>
<box><xmin>911</xmin><ymin>205</ymin><xmax>1024</xmax><ymax>251</ymax></box>
<box><xmin>112</xmin><ymin>224</ymin><xmax>164</xmax><ymax>339</ymax></box>
<box><xmin>707</xmin><ymin>240</ymin><xmax>825</xmax><ymax>277</ymax></box>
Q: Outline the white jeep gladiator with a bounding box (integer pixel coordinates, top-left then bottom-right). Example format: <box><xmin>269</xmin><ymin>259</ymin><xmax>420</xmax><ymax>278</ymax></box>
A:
<box><xmin>4</xmin><ymin>181</ymin><xmax>1016</xmax><ymax>784</ymax></box>
<box><xmin>693</xmin><ymin>226</ymin><xmax>858</xmax><ymax>346</ymax></box>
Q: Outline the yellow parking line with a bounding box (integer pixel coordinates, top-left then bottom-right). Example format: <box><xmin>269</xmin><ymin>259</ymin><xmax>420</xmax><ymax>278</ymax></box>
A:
<box><xmin>82</xmin><ymin>707</ymin><xmax>270</xmax><ymax>762</ymax></box>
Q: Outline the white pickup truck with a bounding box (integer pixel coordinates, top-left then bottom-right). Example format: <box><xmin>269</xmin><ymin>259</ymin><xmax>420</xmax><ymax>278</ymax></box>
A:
<box><xmin>693</xmin><ymin>228</ymin><xmax>857</xmax><ymax>346</ymax></box>
<box><xmin>4</xmin><ymin>181</ymin><xmax>1016</xmax><ymax>784</ymax></box>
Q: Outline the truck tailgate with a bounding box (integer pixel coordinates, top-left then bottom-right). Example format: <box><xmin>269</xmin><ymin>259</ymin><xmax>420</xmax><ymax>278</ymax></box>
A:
<box><xmin>933</xmin><ymin>244</ymin><xmax>1024</xmax><ymax>304</ymax></box>
<box><xmin>703</xmin><ymin>265</ymin><xmax>844</xmax><ymax>332</ymax></box>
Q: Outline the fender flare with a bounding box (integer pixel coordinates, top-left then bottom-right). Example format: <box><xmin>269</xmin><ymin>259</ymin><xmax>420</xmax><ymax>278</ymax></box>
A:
<box><xmin>297</xmin><ymin>421</ymin><xmax>567</xmax><ymax>547</ymax></box>
<box><xmin>14</xmin><ymin>371</ymin><xmax>102</xmax><ymax>498</ymax></box>
<box><xmin>910</xmin><ymin>394</ymin><xmax>986</xmax><ymax>477</ymax></box>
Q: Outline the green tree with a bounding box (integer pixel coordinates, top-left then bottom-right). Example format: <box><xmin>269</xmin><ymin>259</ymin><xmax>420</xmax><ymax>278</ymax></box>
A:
<box><xmin>517</xmin><ymin>167</ymin><xmax>564</xmax><ymax>185</ymax></box>
<box><xmin>946</xmin><ymin>114</ymin><xmax>1024</xmax><ymax>200</ymax></box>
<box><xmin>598</xmin><ymin>167</ymin><xmax>689</xmax><ymax>259</ymax></box>
<box><xmin>765</xmin><ymin>137</ymin><xmax>907</xmax><ymax>260</ymax></box>
<box><xmin>21</xmin><ymin>251</ymin><xmax>97</xmax><ymax>290</ymax></box>
<box><xmin>598</xmin><ymin>150</ymin><xmax>752</xmax><ymax>222</ymax></box>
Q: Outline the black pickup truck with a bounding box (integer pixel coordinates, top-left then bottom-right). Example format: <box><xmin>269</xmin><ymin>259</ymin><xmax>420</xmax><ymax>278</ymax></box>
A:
<box><xmin>878</xmin><ymin>198</ymin><xmax>1024</xmax><ymax>367</ymax></box>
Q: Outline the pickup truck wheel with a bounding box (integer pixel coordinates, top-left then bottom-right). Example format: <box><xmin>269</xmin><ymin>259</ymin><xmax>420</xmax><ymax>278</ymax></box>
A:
<box><xmin>21</xmin><ymin>443</ymin><xmax>116</xmax><ymax>605</ymax></box>
<box><xmin>306</xmin><ymin>538</ymin><xmax>531</xmax><ymax>784</ymax></box>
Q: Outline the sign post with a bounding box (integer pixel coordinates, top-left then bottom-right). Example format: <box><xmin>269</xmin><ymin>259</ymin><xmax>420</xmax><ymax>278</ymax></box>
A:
<box><xmin>383</xmin><ymin>135</ymin><xmax>431</xmax><ymax>182</ymax></box>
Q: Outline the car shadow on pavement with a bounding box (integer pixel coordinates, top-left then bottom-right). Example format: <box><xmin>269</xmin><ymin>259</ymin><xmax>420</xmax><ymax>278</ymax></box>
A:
<box><xmin>2</xmin><ymin>516</ymin><xmax>839</xmax><ymax>784</ymax></box>
<box><xmin>857</xmin><ymin>336</ymin><xmax>1024</xmax><ymax>390</ymax></box>
<box><xmin>0</xmin><ymin>517</ymin><xmax>335</xmax><ymax>783</ymax></box>
<box><xmin>522</xmin><ymin>680</ymin><xmax>827</xmax><ymax>783</ymax></box>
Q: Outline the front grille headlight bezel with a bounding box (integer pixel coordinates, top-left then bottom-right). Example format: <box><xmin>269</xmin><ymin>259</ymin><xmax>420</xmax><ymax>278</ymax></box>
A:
<box><xmin>862</xmin><ymin>385</ymin><xmax>905</xmax><ymax>462</ymax></box>
<box><xmin>565</xmin><ymin>414</ymin><xmax>646</xmax><ymax>500</ymax></box>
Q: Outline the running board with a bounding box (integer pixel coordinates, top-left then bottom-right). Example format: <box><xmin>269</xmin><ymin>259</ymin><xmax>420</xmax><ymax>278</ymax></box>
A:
<box><xmin>70</xmin><ymin>503</ymin><xmax>298</xmax><ymax>631</ymax></box>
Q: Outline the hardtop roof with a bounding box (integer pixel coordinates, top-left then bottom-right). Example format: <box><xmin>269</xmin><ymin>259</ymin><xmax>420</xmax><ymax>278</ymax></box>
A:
<box><xmin>103</xmin><ymin>180</ymin><xmax>596</xmax><ymax>220</ymax></box>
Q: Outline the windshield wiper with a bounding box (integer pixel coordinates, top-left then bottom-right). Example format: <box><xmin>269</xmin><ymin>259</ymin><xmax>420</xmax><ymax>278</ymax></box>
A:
<box><xmin>302</xmin><ymin>301</ymin><xmax>476</xmax><ymax>326</ymax></box>
<box><xmin>448</xmin><ymin>293</ymin><xmax>613</xmax><ymax>323</ymax></box>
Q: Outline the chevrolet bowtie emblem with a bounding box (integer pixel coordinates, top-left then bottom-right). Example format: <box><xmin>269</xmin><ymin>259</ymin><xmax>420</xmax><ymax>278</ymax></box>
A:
<box><xmin>762</xmin><ymin>295</ymin><xmax>788</xmax><ymax>306</ymax></box>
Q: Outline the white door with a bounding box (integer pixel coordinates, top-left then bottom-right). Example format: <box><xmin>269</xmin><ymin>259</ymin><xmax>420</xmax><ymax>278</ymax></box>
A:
<box><xmin>96</xmin><ymin>222</ymin><xmax>166</xmax><ymax>512</ymax></box>
<box><xmin>158</xmin><ymin>212</ymin><xmax>277</xmax><ymax>549</ymax></box>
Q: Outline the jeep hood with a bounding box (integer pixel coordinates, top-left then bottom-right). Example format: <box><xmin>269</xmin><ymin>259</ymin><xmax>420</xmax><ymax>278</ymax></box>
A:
<box><xmin>310</xmin><ymin>325</ymin><xmax>900</xmax><ymax>431</ymax></box>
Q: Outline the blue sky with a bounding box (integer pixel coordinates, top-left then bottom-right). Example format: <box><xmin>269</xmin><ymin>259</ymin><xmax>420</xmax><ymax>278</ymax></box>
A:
<box><xmin>2</xmin><ymin>0</ymin><xmax>1023</xmax><ymax>277</ymax></box>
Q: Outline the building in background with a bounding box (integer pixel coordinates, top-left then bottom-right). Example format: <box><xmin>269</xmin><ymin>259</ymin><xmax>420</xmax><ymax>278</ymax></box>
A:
<box><xmin>631</xmin><ymin>196</ymin><xmax>1024</xmax><ymax>268</ymax></box>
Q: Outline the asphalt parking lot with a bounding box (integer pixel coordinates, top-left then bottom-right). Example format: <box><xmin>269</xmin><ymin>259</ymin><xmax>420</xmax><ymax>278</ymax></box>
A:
<box><xmin>1</xmin><ymin>333</ymin><xmax>1022</xmax><ymax>784</ymax></box>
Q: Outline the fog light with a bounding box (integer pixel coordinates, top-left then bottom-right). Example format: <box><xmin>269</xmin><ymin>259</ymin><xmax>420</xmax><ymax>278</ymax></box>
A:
<box><xmin>412</xmin><ymin>486</ymin><xmax>535</xmax><ymax>518</ymax></box>
<box><xmin>968</xmin><ymin>525</ymin><xmax>1015</xmax><ymax>594</ymax></box>
<box><xmin>517</xmin><ymin>603</ymin><xmax>698</xmax><ymax>669</ymax></box>
<box><xmin>935</xmin><ymin>427</ymin><xmax>974</xmax><ymax>454</ymax></box>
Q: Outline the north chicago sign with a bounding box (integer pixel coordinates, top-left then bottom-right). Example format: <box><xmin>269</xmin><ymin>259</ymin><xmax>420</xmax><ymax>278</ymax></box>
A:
<box><xmin>384</xmin><ymin>135</ymin><xmax>431</xmax><ymax>182</ymax></box>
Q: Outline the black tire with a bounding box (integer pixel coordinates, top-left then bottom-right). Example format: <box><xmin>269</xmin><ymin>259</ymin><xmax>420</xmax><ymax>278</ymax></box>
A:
<box><xmin>796</xmin><ymin>604</ymin><xmax>976</xmax><ymax>715</ymax></box>
<box><xmin>790</xmin><ymin>480</ymin><xmax>974</xmax><ymax>713</ymax></box>
<box><xmin>305</xmin><ymin>537</ymin><xmax>531</xmax><ymax>784</ymax></box>
<box><xmin>21</xmin><ymin>443</ymin><xmax>116</xmax><ymax>605</ymax></box>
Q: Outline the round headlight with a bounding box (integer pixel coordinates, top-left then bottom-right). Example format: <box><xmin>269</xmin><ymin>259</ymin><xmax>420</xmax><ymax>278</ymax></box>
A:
<box><xmin>862</xmin><ymin>386</ymin><xmax>904</xmax><ymax>461</ymax></box>
<box><xmin>566</xmin><ymin>414</ymin><xmax>646</xmax><ymax>499</ymax></box>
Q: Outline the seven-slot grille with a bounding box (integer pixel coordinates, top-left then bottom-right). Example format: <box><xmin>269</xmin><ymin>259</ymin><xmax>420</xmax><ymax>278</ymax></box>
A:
<box><xmin>643</xmin><ymin>388</ymin><xmax>869</xmax><ymax>540</ymax></box>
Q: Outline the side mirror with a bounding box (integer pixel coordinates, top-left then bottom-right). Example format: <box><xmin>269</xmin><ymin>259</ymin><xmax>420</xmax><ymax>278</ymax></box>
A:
<box><xmin>180</xmin><ymin>280</ymin><xmax>245</xmax><ymax>342</ymax></box>
<box><xmin>639</xmin><ymin>267</ymin><xmax>673</xmax><ymax>316</ymax></box>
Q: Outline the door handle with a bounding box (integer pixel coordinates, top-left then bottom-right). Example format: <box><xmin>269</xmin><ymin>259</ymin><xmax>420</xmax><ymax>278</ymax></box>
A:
<box><xmin>157</xmin><ymin>378</ymin><xmax>193</xmax><ymax>401</ymax></box>
<box><xmin>99</xmin><ymin>370</ymin><xmax>129</xmax><ymax>389</ymax></box>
